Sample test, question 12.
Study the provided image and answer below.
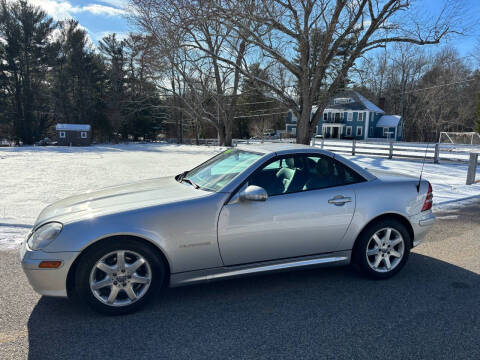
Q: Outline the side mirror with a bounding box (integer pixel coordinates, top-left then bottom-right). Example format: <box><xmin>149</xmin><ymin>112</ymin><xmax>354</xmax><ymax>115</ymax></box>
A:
<box><xmin>239</xmin><ymin>185</ymin><xmax>268</xmax><ymax>202</ymax></box>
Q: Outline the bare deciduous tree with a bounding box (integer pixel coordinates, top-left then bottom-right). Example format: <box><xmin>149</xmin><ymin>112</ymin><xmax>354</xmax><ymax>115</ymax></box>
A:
<box><xmin>212</xmin><ymin>0</ymin><xmax>462</xmax><ymax>144</ymax></box>
<box><xmin>358</xmin><ymin>45</ymin><xmax>479</xmax><ymax>141</ymax></box>
<box><xmin>358</xmin><ymin>43</ymin><xmax>428</xmax><ymax>137</ymax></box>
<box><xmin>131</xmin><ymin>0</ymin><xmax>248</xmax><ymax>145</ymax></box>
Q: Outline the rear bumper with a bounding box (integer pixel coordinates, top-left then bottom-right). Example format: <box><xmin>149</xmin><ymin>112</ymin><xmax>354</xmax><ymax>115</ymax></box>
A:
<box><xmin>409</xmin><ymin>211</ymin><xmax>435</xmax><ymax>247</ymax></box>
<box><xmin>19</xmin><ymin>240</ymin><xmax>78</xmax><ymax>297</ymax></box>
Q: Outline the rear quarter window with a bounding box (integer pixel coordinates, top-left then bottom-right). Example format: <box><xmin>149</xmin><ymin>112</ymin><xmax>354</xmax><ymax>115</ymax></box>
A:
<box><xmin>333</xmin><ymin>159</ymin><xmax>365</xmax><ymax>185</ymax></box>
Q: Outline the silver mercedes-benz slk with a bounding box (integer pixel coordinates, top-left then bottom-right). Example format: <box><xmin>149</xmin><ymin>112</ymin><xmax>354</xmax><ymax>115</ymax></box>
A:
<box><xmin>20</xmin><ymin>144</ymin><xmax>435</xmax><ymax>314</ymax></box>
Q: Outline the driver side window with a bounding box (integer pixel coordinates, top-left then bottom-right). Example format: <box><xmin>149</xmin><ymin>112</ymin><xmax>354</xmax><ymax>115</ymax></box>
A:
<box><xmin>247</xmin><ymin>154</ymin><xmax>364</xmax><ymax>196</ymax></box>
<box><xmin>247</xmin><ymin>158</ymin><xmax>290</xmax><ymax>196</ymax></box>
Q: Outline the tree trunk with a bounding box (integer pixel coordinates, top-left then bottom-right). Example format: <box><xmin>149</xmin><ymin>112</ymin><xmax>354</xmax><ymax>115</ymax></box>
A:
<box><xmin>195</xmin><ymin>120</ymin><xmax>200</xmax><ymax>145</ymax></box>
<box><xmin>217</xmin><ymin>123</ymin><xmax>226</xmax><ymax>146</ymax></box>
<box><xmin>296</xmin><ymin>100</ymin><xmax>314</xmax><ymax>144</ymax></box>
<box><xmin>178</xmin><ymin>111</ymin><xmax>184</xmax><ymax>144</ymax></box>
<box><xmin>296</xmin><ymin>116</ymin><xmax>311</xmax><ymax>144</ymax></box>
<box><xmin>224</xmin><ymin>120</ymin><xmax>232</xmax><ymax>146</ymax></box>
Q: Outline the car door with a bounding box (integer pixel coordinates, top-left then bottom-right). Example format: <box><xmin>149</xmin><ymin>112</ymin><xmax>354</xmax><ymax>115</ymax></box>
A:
<box><xmin>217</xmin><ymin>154</ymin><xmax>360</xmax><ymax>266</ymax></box>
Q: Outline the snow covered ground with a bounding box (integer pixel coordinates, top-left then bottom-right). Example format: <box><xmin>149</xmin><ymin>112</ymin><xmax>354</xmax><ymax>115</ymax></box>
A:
<box><xmin>1</xmin><ymin>143</ymin><xmax>479</xmax><ymax>249</ymax></box>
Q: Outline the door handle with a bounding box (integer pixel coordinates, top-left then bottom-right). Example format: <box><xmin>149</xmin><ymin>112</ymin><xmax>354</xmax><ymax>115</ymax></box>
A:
<box><xmin>328</xmin><ymin>195</ymin><xmax>352</xmax><ymax>206</ymax></box>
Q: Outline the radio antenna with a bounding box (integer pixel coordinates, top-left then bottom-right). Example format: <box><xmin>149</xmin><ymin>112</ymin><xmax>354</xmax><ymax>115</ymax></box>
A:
<box><xmin>416</xmin><ymin>144</ymin><xmax>429</xmax><ymax>193</ymax></box>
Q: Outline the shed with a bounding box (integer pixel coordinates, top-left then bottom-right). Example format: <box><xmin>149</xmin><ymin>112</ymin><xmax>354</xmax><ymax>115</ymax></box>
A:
<box><xmin>56</xmin><ymin>124</ymin><xmax>92</xmax><ymax>146</ymax></box>
<box><xmin>375</xmin><ymin>115</ymin><xmax>402</xmax><ymax>140</ymax></box>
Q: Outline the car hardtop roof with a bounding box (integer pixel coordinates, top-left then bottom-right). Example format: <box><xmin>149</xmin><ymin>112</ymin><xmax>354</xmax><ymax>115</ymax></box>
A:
<box><xmin>236</xmin><ymin>142</ymin><xmax>330</xmax><ymax>156</ymax></box>
<box><xmin>234</xmin><ymin>142</ymin><xmax>377</xmax><ymax>182</ymax></box>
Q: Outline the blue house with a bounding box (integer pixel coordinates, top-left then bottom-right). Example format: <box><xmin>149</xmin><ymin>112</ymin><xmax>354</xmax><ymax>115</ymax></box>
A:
<box><xmin>285</xmin><ymin>91</ymin><xmax>403</xmax><ymax>141</ymax></box>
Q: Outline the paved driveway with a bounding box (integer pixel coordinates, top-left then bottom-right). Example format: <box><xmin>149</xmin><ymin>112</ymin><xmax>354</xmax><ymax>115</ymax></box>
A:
<box><xmin>1</xmin><ymin>202</ymin><xmax>479</xmax><ymax>359</ymax></box>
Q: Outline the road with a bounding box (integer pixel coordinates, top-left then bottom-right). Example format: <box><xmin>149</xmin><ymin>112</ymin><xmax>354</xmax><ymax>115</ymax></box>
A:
<box><xmin>1</xmin><ymin>201</ymin><xmax>479</xmax><ymax>360</ymax></box>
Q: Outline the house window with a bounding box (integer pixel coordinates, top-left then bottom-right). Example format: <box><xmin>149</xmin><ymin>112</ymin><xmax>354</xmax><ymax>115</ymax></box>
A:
<box><xmin>323</xmin><ymin>112</ymin><xmax>328</xmax><ymax>121</ymax></box>
<box><xmin>358</xmin><ymin>112</ymin><xmax>364</xmax><ymax>121</ymax></box>
<box><xmin>288</xmin><ymin>111</ymin><xmax>297</xmax><ymax>123</ymax></box>
<box><xmin>334</xmin><ymin>97</ymin><xmax>353</xmax><ymax>104</ymax></box>
<box><xmin>334</xmin><ymin>112</ymin><xmax>344</xmax><ymax>122</ymax></box>
<box><xmin>383</xmin><ymin>127</ymin><xmax>394</xmax><ymax>138</ymax></box>
<box><xmin>356</xmin><ymin>126</ymin><xmax>363</xmax><ymax>137</ymax></box>
<box><xmin>81</xmin><ymin>131</ymin><xmax>87</xmax><ymax>139</ymax></box>
<box><xmin>347</xmin><ymin>112</ymin><xmax>353</xmax><ymax>121</ymax></box>
<box><xmin>59</xmin><ymin>131</ymin><xmax>66</xmax><ymax>138</ymax></box>
<box><xmin>346</xmin><ymin>126</ymin><xmax>352</xmax><ymax>136</ymax></box>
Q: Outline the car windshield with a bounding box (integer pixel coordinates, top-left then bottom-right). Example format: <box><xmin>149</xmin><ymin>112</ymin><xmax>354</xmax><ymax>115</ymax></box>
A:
<box><xmin>182</xmin><ymin>149</ymin><xmax>262</xmax><ymax>192</ymax></box>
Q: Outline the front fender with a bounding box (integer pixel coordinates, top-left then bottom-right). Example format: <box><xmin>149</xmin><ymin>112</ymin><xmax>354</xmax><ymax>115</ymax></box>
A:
<box><xmin>43</xmin><ymin>193</ymin><xmax>229</xmax><ymax>273</ymax></box>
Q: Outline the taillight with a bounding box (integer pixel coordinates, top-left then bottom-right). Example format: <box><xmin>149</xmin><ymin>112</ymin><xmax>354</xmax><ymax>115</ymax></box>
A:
<box><xmin>421</xmin><ymin>182</ymin><xmax>433</xmax><ymax>211</ymax></box>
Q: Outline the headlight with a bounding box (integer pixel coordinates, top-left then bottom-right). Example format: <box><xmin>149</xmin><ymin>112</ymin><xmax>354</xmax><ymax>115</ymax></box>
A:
<box><xmin>27</xmin><ymin>222</ymin><xmax>63</xmax><ymax>250</ymax></box>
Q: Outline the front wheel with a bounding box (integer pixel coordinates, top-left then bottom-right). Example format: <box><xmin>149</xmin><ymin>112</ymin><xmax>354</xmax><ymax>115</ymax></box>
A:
<box><xmin>353</xmin><ymin>219</ymin><xmax>411</xmax><ymax>279</ymax></box>
<box><xmin>75</xmin><ymin>239</ymin><xmax>165</xmax><ymax>315</ymax></box>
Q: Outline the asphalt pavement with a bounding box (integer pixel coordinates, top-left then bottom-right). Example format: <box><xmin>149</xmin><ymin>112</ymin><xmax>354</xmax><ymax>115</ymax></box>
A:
<box><xmin>1</xmin><ymin>201</ymin><xmax>479</xmax><ymax>360</ymax></box>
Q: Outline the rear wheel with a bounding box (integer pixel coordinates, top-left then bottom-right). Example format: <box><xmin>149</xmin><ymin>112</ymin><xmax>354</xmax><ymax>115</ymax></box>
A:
<box><xmin>354</xmin><ymin>219</ymin><xmax>411</xmax><ymax>279</ymax></box>
<box><xmin>75</xmin><ymin>239</ymin><xmax>165</xmax><ymax>315</ymax></box>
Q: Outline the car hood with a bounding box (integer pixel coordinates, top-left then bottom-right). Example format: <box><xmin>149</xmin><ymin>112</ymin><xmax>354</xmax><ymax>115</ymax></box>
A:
<box><xmin>34</xmin><ymin>177</ymin><xmax>208</xmax><ymax>227</ymax></box>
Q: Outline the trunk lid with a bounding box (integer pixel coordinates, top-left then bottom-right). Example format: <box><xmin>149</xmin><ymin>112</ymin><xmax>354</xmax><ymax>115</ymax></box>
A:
<box><xmin>366</xmin><ymin>169</ymin><xmax>418</xmax><ymax>183</ymax></box>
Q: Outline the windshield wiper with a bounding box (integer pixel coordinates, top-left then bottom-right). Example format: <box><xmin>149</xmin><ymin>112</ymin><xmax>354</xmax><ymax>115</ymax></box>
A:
<box><xmin>178</xmin><ymin>173</ymin><xmax>212</xmax><ymax>191</ymax></box>
<box><xmin>176</xmin><ymin>170</ymin><xmax>189</xmax><ymax>182</ymax></box>
<box><xmin>181</xmin><ymin>178</ymin><xmax>200</xmax><ymax>189</ymax></box>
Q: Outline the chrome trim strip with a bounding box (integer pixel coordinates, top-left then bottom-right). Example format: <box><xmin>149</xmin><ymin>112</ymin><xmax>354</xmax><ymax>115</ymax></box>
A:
<box><xmin>170</xmin><ymin>254</ymin><xmax>349</xmax><ymax>287</ymax></box>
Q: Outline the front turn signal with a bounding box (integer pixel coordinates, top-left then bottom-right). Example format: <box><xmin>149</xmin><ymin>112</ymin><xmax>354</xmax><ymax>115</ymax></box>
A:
<box><xmin>38</xmin><ymin>261</ymin><xmax>62</xmax><ymax>269</ymax></box>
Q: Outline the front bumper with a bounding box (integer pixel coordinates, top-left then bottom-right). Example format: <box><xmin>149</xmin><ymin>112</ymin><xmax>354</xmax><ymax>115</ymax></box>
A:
<box><xmin>409</xmin><ymin>211</ymin><xmax>436</xmax><ymax>247</ymax></box>
<box><xmin>19</xmin><ymin>240</ymin><xmax>79</xmax><ymax>297</ymax></box>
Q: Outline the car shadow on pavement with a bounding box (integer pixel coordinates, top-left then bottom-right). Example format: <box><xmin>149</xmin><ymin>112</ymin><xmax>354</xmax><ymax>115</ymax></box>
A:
<box><xmin>27</xmin><ymin>253</ymin><xmax>480</xmax><ymax>360</ymax></box>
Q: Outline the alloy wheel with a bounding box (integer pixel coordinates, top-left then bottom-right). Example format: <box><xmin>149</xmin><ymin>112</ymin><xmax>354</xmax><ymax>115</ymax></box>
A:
<box><xmin>89</xmin><ymin>250</ymin><xmax>152</xmax><ymax>307</ymax></box>
<box><xmin>366</xmin><ymin>227</ymin><xmax>405</xmax><ymax>273</ymax></box>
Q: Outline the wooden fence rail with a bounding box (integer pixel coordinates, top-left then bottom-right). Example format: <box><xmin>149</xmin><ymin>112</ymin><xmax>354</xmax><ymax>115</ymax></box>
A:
<box><xmin>315</xmin><ymin>139</ymin><xmax>442</xmax><ymax>162</ymax></box>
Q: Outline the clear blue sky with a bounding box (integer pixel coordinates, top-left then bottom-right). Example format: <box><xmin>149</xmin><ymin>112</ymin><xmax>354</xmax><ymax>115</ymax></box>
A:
<box><xmin>28</xmin><ymin>0</ymin><xmax>480</xmax><ymax>55</ymax></box>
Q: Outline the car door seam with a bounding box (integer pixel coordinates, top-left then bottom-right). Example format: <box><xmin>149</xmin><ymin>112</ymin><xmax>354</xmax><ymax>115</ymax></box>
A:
<box><xmin>216</xmin><ymin>205</ymin><xmax>227</xmax><ymax>266</ymax></box>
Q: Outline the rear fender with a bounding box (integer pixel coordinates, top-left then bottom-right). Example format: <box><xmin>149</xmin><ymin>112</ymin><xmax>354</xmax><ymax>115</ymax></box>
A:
<box><xmin>339</xmin><ymin>179</ymin><xmax>424</xmax><ymax>250</ymax></box>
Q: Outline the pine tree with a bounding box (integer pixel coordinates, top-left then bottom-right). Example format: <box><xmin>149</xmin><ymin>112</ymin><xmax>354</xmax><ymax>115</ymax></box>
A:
<box><xmin>0</xmin><ymin>0</ymin><xmax>57</xmax><ymax>144</ymax></box>
<box><xmin>52</xmin><ymin>20</ymin><xmax>108</xmax><ymax>137</ymax></box>
<box><xmin>99</xmin><ymin>33</ymin><xmax>127</xmax><ymax>138</ymax></box>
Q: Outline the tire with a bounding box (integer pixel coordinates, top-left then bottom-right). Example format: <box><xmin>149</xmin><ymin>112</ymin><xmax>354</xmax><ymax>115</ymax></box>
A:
<box><xmin>75</xmin><ymin>239</ymin><xmax>165</xmax><ymax>315</ymax></box>
<box><xmin>353</xmin><ymin>219</ymin><xmax>411</xmax><ymax>279</ymax></box>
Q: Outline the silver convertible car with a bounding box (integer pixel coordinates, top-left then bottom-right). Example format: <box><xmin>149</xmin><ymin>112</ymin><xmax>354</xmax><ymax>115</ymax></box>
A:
<box><xmin>20</xmin><ymin>144</ymin><xmax>435</xmax><ymax>314</ymax></box>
